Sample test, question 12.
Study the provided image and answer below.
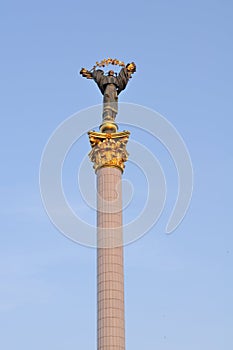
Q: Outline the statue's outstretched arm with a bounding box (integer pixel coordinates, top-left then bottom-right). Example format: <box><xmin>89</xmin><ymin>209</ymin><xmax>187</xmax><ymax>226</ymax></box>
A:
<box><xmin>117</xmin><ymin>62</ymin><xmax>136</xmax><ymax>94</ymax></box>
<box><xmin>80</xmin><ymin>68</ymin><xmax>93</xmax><ymax>79</ymax></box>
<box><xmin>126</xmin><ymin>62</ymin><xmax>136</xmax><ymax>76</ymax></box>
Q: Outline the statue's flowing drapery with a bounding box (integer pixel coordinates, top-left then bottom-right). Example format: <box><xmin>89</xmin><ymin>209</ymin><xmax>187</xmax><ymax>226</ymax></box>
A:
<box><xmin>92</xmin><ymin>68</ymin><xmax>131</xmax><ymax>121</ymax></box>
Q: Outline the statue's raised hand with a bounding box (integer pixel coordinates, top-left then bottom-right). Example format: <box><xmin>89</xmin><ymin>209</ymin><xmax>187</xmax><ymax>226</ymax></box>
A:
<box><xmin>80</xmin><ymin>68</ymin><xmax>93</xmax><ymax>79</ymax></box>
<box><xmin>126</xmin><ymin>62</ymin><xmax>136</xmax><ymax>74</ymax></box>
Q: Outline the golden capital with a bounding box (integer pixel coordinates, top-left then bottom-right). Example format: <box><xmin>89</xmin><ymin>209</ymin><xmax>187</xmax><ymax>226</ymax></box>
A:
<box><xmin>88</xmin><ymin>131</ymin><xmax>130</xmax><ymax>173</ymax></box>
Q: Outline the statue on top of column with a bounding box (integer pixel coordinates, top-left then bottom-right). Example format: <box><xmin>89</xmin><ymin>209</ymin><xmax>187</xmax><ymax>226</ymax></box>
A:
<box><xmin>80</xmin><ymin>59</ymin><xmax>136</xmax><ymax>124</ymax></box>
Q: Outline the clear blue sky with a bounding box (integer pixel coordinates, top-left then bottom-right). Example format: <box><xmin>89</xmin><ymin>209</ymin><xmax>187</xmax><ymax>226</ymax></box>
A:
<box><xmin>1</xmin><ymin>0</ymin><xmax>233</xmax><ymax>349</ymax></box>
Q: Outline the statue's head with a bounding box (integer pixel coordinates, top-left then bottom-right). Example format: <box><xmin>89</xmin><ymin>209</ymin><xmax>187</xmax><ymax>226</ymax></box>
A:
<box><xmin>108</xmin><ymin>70</ymin><xmax>115</xmax><ymax>76</ymax></box>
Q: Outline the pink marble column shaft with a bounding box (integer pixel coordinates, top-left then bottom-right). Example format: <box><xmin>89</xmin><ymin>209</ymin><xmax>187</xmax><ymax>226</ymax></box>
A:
<box><xmin>97</xmin><ymin>166</ymin><xmax>125</xmax><ymax>350</ymax></box>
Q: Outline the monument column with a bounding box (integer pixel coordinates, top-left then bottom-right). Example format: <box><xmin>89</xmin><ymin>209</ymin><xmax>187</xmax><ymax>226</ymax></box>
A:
<box><xmin>81</xmin><ymin>57</ymin><xmax>136</xmax><ymax>350</ymax></box>
<box><xmin>88</xmin><ymin>130</ymin><xmax>130</xmax><ymax>350</ymax></box>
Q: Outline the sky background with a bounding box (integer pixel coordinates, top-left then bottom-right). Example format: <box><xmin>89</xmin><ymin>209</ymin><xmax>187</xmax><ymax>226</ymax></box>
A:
<box><xmin>1</xmin><ymin>0</ymin><xmax>233</xmax><ymax>349</ymax></box>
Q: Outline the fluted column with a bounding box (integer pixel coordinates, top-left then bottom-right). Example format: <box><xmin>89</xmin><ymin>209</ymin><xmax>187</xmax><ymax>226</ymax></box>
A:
<box><xmin>88</xmin><ymin>130</ymin><xmax>130</xmax><ymax>350</ymax></box>
<box><xmin>97</xmin><ymin>166</ymin><xmax>125</xmax><ymax>350</ymax></box>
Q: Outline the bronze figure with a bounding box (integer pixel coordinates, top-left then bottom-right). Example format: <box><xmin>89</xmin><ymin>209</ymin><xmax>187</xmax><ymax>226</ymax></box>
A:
<box><xmin>80</xmin><ymin>60</ymin><xmax>136</xmax><ymax>125</ymax></box>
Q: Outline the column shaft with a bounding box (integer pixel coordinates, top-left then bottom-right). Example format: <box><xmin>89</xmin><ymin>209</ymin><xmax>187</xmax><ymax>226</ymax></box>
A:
<box><xmin>97</xmin><ymin>166</ymin><xmax>125</xmax><ymax>350</ymax></box>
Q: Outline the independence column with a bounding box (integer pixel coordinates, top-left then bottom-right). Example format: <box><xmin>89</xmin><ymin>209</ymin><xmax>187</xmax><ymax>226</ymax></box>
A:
<box><xmin>89</xmin><ymin>129</ymin><xmax>129</xmax><ymax>350</ymax></box>
<box><xmin>81</xmin><ymin>58</ymin><xmax>136</xmax><ymax>350</ymax></box>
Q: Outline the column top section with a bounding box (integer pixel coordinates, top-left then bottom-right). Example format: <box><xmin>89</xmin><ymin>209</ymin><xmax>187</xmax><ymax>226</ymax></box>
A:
<box><xmin>88</xmin><ymin>130</ymin><xmax>130</xmax><ymax>148</ymax></box>
<box><xmin>88</xmin><ymin>130</ymin><xmax>130</xmax><ymax>173</ymax></box>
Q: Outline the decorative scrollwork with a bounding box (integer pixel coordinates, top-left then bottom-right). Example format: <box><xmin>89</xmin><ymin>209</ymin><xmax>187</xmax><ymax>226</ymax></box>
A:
<box><xmin>88</xmin><ymin>131</ymin><xmax>130</xmax><ymax>173</ymax></box>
